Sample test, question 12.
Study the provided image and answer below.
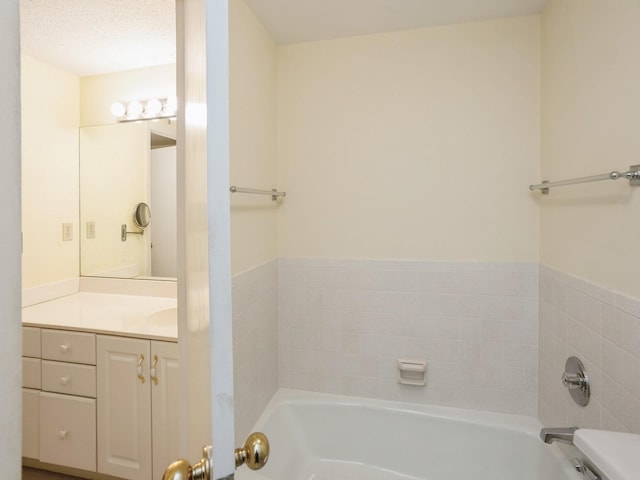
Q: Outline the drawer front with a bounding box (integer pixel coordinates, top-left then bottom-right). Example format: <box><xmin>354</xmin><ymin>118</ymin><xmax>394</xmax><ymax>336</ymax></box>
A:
<box><xmin>42</xmin><ymin>361</ymin><xmax>96</xmax><ymax>398</ymax></box>
<box><xmin>23</xmin><ymin>357</ymin><xmax>42</xmax><ymax>389</ymax></box>
<box><xmin>22</xmin><ymin>388</ymin><xmax>40</xmax><ymax>460</ymax></box>
<box><xmin>42</xmin><ymin>330</ymin><xmax>96</xmax><ymax>365</ymax></box>
<box><xmin>39</xmin><ymin>392</ymin><xmax>96</xmax><ymax>472</ymax></box>
<box><xmin>23</xmin><ymin>327</ymin><xmax>41</xmax><ymax>358</ymax></box>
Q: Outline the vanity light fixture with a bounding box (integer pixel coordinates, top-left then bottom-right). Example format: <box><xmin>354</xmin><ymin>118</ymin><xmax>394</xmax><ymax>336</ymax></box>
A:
<box><xmin>111</xmin><ymin>96</ymin><xmax>178</xmax><ymax>122</ymax></box>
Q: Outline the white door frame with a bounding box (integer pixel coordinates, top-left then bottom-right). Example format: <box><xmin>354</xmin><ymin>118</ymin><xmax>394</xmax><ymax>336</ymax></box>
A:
<box><xmin>0</xmin><ymin>1</ymin><xmax>24</xmax><ymax>478</ymax></box>
<box><xmin>177</xmin><ymin>0</ymin><xmax>235</xmax><ymax>478</ymax></box>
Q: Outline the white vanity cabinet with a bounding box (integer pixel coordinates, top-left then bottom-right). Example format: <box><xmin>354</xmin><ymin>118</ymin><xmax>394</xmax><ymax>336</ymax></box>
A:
<box><xmin>23</xmin><ymin>328</ymin><xmax>98</xmax><ymax>472</ymax></box>
<box><xmin>22</xmin><ymin>325</ymin><xmax>178</xmax><ymax>480</ymax></box>
<box><xmin>97</xmin><ymin>335</ymin><xmax>179</xmax><ymax>480</ymax></box>
<box><xmin>22</xmin><ymin>327</ymin><xmax>41</xmax><ymax>460</ymax></box>
<box><xmin>39</xmin><ymin>329</ymin><xmax>97</xmax><ymax>472</ymax></box>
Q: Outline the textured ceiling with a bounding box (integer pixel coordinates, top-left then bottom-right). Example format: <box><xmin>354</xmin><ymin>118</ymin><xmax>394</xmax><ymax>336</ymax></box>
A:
<box><xmin>20</xmin><ymin>0</ymin><xmax>176</xmax><ymax>76</ymax></box>
<box><xmin>20</xmin><ymin>0</ymin><xmax>548</xmax><ymax>77</ymax></box>
<box><xmin>244</xmin><ymin>0</ymin><xmax>549</xmax><ymax>45</ymax></box>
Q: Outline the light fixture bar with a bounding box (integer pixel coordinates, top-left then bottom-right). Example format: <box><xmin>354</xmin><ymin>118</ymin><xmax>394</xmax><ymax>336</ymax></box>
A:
<box><xmin>115</xmin><ymin>114</ymin><xmax>177</xmax><ymax>124</ymax></box>
<box><xmin>111</xmin><ymin>96</ymin><xmax>178</xmax><ymax>122</ymax></box>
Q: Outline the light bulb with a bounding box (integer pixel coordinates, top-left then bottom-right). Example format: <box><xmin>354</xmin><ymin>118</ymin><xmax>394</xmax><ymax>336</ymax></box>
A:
<box><xmin>145</xmin><ymin>98</ymin><xmax>162</xmax><ymax>117</ymax></box>
<box><xmin>127</xmin><ymin>100</ymin><xmax>144</xmax><ymax>118</ymax></box>
<box><xmin>110</xmin><ymin>102</ymin><xmax>126</xmax><ymax>117</ymax></box>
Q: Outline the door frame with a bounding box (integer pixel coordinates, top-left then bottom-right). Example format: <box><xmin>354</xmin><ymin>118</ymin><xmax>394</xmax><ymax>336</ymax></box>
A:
<box><xmin>0</xmin><ymin>1</ymin><xmax>23</xmax><ymax>477</ymax></box>
<box><xmin>176</xmin><ymin>0</ymin><xmax>235</xmax><ymax>477</ymax></box>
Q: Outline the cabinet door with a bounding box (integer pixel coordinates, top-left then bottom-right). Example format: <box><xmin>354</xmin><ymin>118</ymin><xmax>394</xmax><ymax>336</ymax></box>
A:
<box><xmin>22</xmin><ymin>388</ymin><xmax>40</xmax><ymax>459</ymax></box>
<box><xmin>97</xmin><ymin>335</ymin><xmax>151</xmax><ymax>480</ymax></box>
<box><xmin>39</xmin><ymin>392</ymin><xmax>96</xmax><ymax>472</ymax></box>
<box><xmin>151</xmin><ymin>341</ymin><xmax>179</xmax><ymax>480</ymax></box>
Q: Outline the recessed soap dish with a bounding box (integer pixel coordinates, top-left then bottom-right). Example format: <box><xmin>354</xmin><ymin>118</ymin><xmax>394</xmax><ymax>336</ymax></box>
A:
<box><xmin>398</xmin><ymin>359</ymin><xmax>426</xmax><ymax>386</ymax></box>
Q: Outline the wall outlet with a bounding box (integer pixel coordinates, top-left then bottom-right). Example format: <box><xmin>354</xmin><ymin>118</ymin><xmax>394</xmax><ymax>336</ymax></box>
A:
<box><xmin>86</xmin><ymin>221</ymin><xmax>96</xmax><ymax>239</ymax></box>
<box><xmin>62</xmin><ymin>223</ymin><xmax>73</xmax><ymax>241</ymax></box>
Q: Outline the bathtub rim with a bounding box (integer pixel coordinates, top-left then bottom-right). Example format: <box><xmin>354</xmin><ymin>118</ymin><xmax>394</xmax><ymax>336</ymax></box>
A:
<box><xmin>239</xmin><ymin>388</ymin><xmax>581</xmax><ymax>480</ymax></box>
<box><xmin>252</xmin><ymin>388</ymin><xmax>544</xmax><ymax>436</ymax></box>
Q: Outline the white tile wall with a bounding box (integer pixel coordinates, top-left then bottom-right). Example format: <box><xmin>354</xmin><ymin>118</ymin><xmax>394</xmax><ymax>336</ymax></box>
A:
<box><xmin>232</xmin><ymin>260</ymin><xmax>279</xmax><ymax>440</ymax></box>
<box><xmin>539</xmin><ymin>266</ymin><xmax>640</xmax><ymax>433</ymax></box>
<box><xmin>279</xmin><ymin>258</ymin><xmax>539</xmax><ymax>415</ymax></box>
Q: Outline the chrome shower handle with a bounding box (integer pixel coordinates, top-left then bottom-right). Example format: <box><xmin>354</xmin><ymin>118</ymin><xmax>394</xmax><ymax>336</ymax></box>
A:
<box><xmin>562</xmin><ymin>371</ymin><xmax>587</xmax><ymax>391</ymax></box>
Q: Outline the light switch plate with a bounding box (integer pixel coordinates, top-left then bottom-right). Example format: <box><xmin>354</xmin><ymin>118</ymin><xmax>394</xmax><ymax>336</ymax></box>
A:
<box><xmin>86</xmin><ymin>221</ymin><xmax>96</xmax><ymax>239</ymax></box>
<box><xmin>62</xmin><ymin>223</ymin><xmax>73</xmax><ymax>241</ymax></box>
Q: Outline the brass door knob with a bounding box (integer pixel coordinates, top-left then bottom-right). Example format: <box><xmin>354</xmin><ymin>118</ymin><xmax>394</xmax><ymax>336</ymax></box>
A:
<box><xmin>162</xmin><ymin>432</ymin><xmax>269</xmax><ymax>480</ymax></box>
<box><xmin>235</xmin><ymin>432</ymin><xmax>270</xmax><ymax>470</ymax></box>
<box><xmin>163</xmin><ymin>446</ymin><xmax>211</xmax><ymax>480</ymax></box>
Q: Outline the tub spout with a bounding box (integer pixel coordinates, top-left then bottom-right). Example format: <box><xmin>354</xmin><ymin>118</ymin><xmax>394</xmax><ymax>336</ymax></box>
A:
<box><xmin>540</xmin><ymin>427</ymin><xmax>578</xmax><ymax>445</ymax></box>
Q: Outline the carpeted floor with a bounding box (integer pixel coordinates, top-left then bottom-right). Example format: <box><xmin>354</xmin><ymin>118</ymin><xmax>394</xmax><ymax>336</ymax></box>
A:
<box><xmin>22</xmin><ymin>467</ymin><xmax>84</xmax><ymax>480</ymax></box>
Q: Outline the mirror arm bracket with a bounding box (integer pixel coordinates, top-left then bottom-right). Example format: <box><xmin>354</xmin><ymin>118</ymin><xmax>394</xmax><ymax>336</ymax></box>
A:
<box><xmin>121</xmin><ymin>224</ymin><xmax>144</xmax><ymax>241</ymax></box>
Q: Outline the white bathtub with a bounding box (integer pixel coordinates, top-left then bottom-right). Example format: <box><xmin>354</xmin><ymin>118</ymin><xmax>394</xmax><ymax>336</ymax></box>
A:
<box><xmin>236</xmin><ymin>389</ymin><xmax>580</xmax><ymax>480</ymax></box>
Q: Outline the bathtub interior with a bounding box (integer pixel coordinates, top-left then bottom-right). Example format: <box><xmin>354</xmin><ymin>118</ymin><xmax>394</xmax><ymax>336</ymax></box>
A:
<box><xmin>236</xmin><ymin>390</ymin><xmax>580</xmax><ymax>480</ymax></box>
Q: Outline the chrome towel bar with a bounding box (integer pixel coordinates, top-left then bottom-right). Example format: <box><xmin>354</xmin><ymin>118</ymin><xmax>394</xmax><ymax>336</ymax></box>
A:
<box><xmin>529</xmin><ymin>164</ymin><xmax>640</xmax><ymax>194</ymax></box>
<box><xmin>229</xmin><ymin>186</ymin><xmax>286</xmax><ymax>201</ymax></box>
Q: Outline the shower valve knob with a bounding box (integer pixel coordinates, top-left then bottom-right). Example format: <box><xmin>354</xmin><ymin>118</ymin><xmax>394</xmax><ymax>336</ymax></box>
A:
<box><xmin>562</xmin><ymin>356</ymin><xmax>590</xmax><ymax>406</ymax></box>
<box><xmin>562</xmin><ymin>372</ymin><xmax>586</xmax><ymax>390</ymax></box>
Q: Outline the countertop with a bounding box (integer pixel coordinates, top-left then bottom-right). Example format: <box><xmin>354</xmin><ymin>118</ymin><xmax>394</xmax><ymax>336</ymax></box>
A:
<box><xmin>22</xmin><ymin>292</ymin><xmax>178</xmax><ymax>341</ymax></box>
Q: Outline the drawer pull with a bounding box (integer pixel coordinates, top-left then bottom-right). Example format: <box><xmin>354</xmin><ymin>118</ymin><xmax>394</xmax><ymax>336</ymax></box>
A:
<box><xmin>60</xmin><ymin>375</ymin><xmax>70</xmax><ymax>385</ymax></box>
<box><xmin>60</xmin><ymin>343</ymin><xmax>70</xmax><ymax>353</ymax></box>
<box><xmin>137</xmin><ymin>353</ymin><xmax>146</xmax><ymax>384</ymax></box>
<box><xmin>58</xmin><ymin>429</ymin><xmax>68</xmax><ymax>440</ymax></box>
<box><xmin>151</xmin><ymin>355</ymin><xmax>159</xmax><ymax>385</ymax></box>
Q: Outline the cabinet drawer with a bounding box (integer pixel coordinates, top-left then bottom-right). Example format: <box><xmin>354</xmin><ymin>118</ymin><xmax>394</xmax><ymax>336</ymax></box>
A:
<box><xmin>23</xmin><ymin>327</ymin><xmax>41</xmax><ymax>358</ymax></box>
<box><xmin>39</xmin><ymin>392</ymin><xmax>96</xmax><ymax>472</ymax></box>
<box><xmin>23</xmin><ymin>357</ymin><xmax>41</xmax><ymax>389</ymax></box>
<box><xmin>22</xmin><ymin>388</ymin><xmax>40</xmax><ymax>460</ymax></box>
<box><xmin>42</xmin><ymin>361</ymin><xmax>96</xmax><ymax>398</ymax></box>
<box><xmin>42</xmin><ymin>330</ymin><xmax>96</xmax><ymax>365</ymax></box>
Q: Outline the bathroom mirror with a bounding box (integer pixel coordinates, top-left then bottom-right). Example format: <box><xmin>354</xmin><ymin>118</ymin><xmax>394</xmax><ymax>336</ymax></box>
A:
<box><xmin>80</xmin><ymin>122</ymin><xmax>177</xmax><ymax>280</ymax></box>
<box><xmin>133</xmin><ymin>203</ymin><xmax>151</xmax><ymax>229</ymax></box>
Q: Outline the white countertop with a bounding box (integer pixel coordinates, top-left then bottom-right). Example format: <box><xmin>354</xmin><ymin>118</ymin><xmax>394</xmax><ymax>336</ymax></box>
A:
<box><xmin>22</xmin><ymin>292</ymin><xmax>178</xmax><ymax>341</ymax></box>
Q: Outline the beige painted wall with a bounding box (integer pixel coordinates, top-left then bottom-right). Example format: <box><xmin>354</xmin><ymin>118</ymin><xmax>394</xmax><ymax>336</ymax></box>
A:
<box><xmin>229</xmin><ymin>0</ymin><xmax>278</xmax><ymax>275</ymax></box>
<box><xmin>21</xmin><ymin>55</ymin><xmax>80</xmax><ymax>288</ymax></box>
<box><xmin>540</xmin><ymin>0</ymin><xmax>640</xmax><ymax>298</ymax></box>
<box><xmin>80</xmin><ymin>64</ymin><xmax>176</xmax><ymax>127</ymax></box>
<box><xmin>277</xmin><ymin>16</ymin><xmax>540</xmax><ymax>262</ymax></box>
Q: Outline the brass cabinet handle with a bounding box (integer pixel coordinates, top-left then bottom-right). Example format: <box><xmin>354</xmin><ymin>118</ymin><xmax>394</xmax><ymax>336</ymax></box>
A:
<box><xmin>151</xmin><ymin>355</ymin><xmax>159</xmax><ymax>385</ymax></box>
<box><xmin>137</xmin><ymin>353</ymin><xmax>145</xmax><ymax>383</ymax></box>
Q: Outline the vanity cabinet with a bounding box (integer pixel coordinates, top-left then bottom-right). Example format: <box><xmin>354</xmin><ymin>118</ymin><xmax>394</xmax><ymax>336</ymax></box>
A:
<box><xmin>22</xmin><ymin>328</ymin><xmax>98</xmax><ymax>471</ymax></box>
<box><xmin>97</xmin><ymin>335</ymin><xmax>179</xmax><ymax>480</ymax></box>
<box><xmin>22</xmin><ymin>327</ymin><xmax>41</xmax><ymax>460</ymax></box>
<box><xmin>39</xmin><ymin>329</ymin><xmax>97</xmax><ymax>471</ymax></box>
<box><xmin>22</xmin><ymin>327</ymin><xmax>178</xmax><ymax>480</ymax></box>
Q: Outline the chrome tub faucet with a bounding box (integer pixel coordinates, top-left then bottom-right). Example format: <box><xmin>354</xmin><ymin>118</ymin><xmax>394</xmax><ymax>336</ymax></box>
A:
<box><xmin>540</xmin><ymin>427</ymin><xmax>578</xmax><ymax>445</ymax></box>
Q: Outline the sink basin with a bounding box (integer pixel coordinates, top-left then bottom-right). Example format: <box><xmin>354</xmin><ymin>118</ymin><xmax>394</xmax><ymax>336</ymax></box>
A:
<box><xmin>145</xmin><ymin>308</ymin><xmax>177</xmax><ymax>327</ymax></box>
